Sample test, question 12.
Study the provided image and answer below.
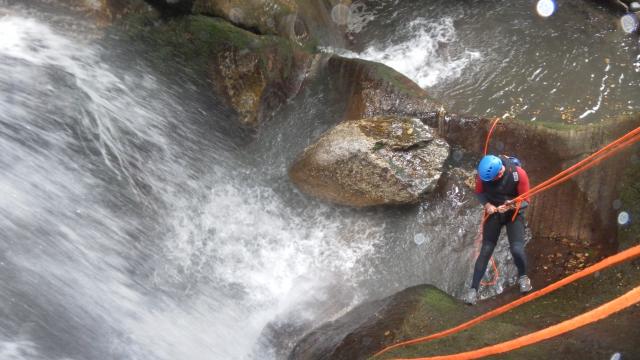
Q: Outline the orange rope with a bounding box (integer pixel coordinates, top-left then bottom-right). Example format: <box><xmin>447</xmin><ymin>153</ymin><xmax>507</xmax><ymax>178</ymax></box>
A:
<box><xmin>373</xmin><ymin>244</ymin><xmax>640</xmax><ymax>358</ymax></box>
<box><xmin>510</xmin><ymin>126</ymin><xmax>640</xmax><ymax>221</ymax></box>
<box><xmin>520</xmin><ymin>126</ymin><xmax>640</xmax><ymax>200</ymax></box>
<box><xmin>483</xmin><ymin>117</ymin><xmax>501</xmax><ymax>156</ymax></box>
<box><xmin>477</xmin><ymin>117</ymin><xmax>502</xmax><ymax>285</ymax></box>
<box><xmin>395</xmin><ymin>286</ymin><xmax>640</xmax><ymax>360</ymax></box>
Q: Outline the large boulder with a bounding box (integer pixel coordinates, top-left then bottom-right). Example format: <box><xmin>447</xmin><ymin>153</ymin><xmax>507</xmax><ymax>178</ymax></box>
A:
<box><xmin>289</xmin><ymin>116</ymin><xmax>450</xmax><ymax>207</ymax></box>
<box><xmin>327</xmin><ymin>56</ymin><xmax>444</xmax><ymax>121</ymax></box>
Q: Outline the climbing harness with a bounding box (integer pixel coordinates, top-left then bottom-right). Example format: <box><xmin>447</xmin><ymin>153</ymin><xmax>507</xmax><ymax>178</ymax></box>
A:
<box><xmin>373</xmin><ymin>124</ymin><xmax>640</xmax><ymax>359</ymax></box>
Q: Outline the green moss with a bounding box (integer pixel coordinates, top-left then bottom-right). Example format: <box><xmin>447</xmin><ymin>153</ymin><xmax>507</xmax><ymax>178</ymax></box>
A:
<box><xmin>420</xmin><ymin>287</ymin><xmax>459</xmax><ymax>313</ymax></box>
<box><xmin>373</xmin><ymin>261</ymin><xmax>640</xmax><ymax>360</ymax></box>
<box><xmin>116</xmin><ymin>12</ymin><xmax>303</xmax><ymax>76</ymax></box>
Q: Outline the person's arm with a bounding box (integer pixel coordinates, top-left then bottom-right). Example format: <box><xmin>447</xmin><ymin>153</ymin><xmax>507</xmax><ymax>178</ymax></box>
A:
<box><xmin>516</xmin><ymin>166</ymin><xmax>530</xmax><ymax>208</ymax></box>
<box><xmin>475</xmin><ymin>175</ymin><xmax>489</xmax><ymax>205</ymax></box>
<box><xmin>475</xmin><ymin>175</ymin><xmax>497</xmax><ymax>214</ymax></box>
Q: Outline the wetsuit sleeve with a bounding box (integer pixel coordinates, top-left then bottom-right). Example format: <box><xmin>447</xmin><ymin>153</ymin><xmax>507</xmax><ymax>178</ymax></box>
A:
<box><xmin>475</xmin><ymin>175</ymin><xmax>489</xmax><ymax>205</ymax></box>
<box><xmin>516</xmin><ymin>167</ymin><xmax>530</xmax><ymax>208</ymax></box>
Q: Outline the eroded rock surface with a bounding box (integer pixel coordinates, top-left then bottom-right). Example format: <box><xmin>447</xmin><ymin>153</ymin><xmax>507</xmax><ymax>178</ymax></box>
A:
<box><xmin>289</xmin><ymin>116</ymin><xmax>449</xmax><ymax>207</ymax></box>
<box><xmin>327</xmin><ymin>56</ymin><xmax>443</xmax><ymax>121</ymax></box>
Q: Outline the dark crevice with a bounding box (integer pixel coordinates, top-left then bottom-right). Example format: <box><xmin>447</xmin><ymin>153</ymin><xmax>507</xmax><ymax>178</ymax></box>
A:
<box><xmin>143</xmin><ymin>0</ymin><xmax>194</xmax><ymax>17</ymax></box>
<box><xmin>142</xmin><ymin>0</ymin><xmax>267</xmax><ymax>36</ymax></box>
<box><xmin>218</xmin><ymin>20</ymin><xmax>265</xmax><ymax>37</ymax></box>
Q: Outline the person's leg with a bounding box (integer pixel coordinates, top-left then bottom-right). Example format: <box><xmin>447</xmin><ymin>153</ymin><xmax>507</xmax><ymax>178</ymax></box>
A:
<box><xmin>471</xmin><ymin>214</ymin><xmax>502</xmax><ymax>290</ymax></box>
<box><xmin>506</xmin><ymin>213</ymin><xmax>527</xmax><ymax>278</ymax></box>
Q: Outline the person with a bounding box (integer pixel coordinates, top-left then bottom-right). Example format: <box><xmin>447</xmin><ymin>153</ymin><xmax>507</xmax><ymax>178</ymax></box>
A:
<box><xmin>465</xmin><ymin>154</ymin><xmax>532</xmax><ymax>305</ymax></box>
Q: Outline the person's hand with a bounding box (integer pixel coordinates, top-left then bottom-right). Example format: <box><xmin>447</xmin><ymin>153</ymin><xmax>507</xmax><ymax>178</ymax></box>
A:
<box><xmin>484</xmin><ymin>203</ymin><xmax>498</xmax><ymax>214</ymax></box>
<box><xmin>497</xmin><ymin>204</ymin><xmax>510</xmax><ymax>213</ymax></box>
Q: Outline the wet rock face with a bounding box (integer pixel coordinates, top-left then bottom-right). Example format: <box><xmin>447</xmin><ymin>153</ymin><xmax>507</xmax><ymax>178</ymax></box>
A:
<box><xmin>289</xmin><ymin>285</ymin><xmax>470</xmax><ymax>360</ymax></box>
<box><xmin>192</xmin><ymin>0</ymin><xmax>297</xmax><ymax>35</ymax></box>
<box><xmin>211</xmin><ymin>45</ymin><xmax>313</xmax><ymax>127</ymax></box>
<box><xmin>289</xmin><ymin>116</ymin><xmax>450</xmax><ymax>207</ymax></box>
<box><xmin>191</xmin><ymin>0</ymin><xmax>349</xmax><ymax>47</ymax></box>
<box><xmin>327</xmin><ymin>56</ymin><xmax>443</xmax><ymax>120</ymax></box>
<box><xmin>423</xmin><ymin>113</ymin><xmax>640</xmax><ymax>260</ymax></box>
<box><xmin>120</xmin><ymin>13</ymin><xmax>315</xmax><ymax>127</ymax></box>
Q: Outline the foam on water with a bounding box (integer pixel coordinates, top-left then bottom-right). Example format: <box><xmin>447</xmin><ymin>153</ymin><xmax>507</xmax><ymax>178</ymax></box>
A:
<box><xmin>331</xmin><ymin>17</ymin><xmax>481</xmax><ymax>88</ymax></box>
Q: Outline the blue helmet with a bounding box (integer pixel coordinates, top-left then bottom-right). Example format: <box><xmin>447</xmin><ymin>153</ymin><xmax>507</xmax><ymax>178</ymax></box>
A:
<box><xmin>478</xmin><ymin>155</ymin><xmax>503</xmax><ymax>181</ymax></box>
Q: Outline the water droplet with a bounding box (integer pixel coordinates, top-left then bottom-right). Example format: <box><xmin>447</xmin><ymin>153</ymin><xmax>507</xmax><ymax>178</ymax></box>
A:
<box><xmin>618</xmin><ymin>211</ymin><xmax>630</xmax><ymax>225</ymax></box>
<box><xmin>414</xmin><ymin>233</ymin><xmax>426</xmax><ymax>245</ymax></box>
<box><xmin>536</xmin><ymin>0</ymin><xmax>556</xmax><ymax>17</ymax></box>
<box><xmin>453</xmin><ymin>149</ymin><xmax>463</xmax><ymax>162</ymax></box>
<box><xmin>621</xmin><ymin>13</ymin><xmax>639</xmax><ymax>34</ymax></box>
<box><xmin>613</xmin><ymin>199</ymin><xmax>622</xmax><ymax>210</ymax></box>
<box><xmin>331</xmin><ymin>4</ymin><xmax>350</xmax><ymax>25</ymax></box>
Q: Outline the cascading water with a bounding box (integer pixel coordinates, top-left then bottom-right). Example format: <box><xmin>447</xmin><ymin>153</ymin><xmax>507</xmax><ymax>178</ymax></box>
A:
<box><xmin>0</xmin><ymin>11</ymin><xmax>392</xmax><ymax>360</ymax></box>
<box><xmin>335</xmin><ymin>16</ymin><xmax>481</xmax><ymax>88</ymax></box>
<box><xmin>5</xmin><ymin>0</ymin><xmax>638</xmax><ymax>359</ymax></box>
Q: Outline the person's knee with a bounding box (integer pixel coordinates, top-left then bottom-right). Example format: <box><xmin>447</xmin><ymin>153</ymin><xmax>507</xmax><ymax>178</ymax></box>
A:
<box><xmin>511</xmin><ymin>245</ymin><xmax>525</xmax><ymax>257</ymax></box>
<box><xmin>479</xmin><ymin>245</ymin><xmax>495</xmax><ymax>259</ymax></box>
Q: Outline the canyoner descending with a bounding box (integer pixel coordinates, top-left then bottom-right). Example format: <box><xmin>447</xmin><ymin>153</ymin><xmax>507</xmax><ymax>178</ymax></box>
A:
<box><xmin>373</xmin><ymin>124</ymin><xmax>640</xmax><ymax>359</ymax></box>
<box><xmin>465</xmin><ymin>153</ymin><xmax>532</xmax><ymax>305</ymax></box>
<box><xmin>464</xmin><ymin>117</ymin><xmax>532</xmax><ymax>305</ymax></box>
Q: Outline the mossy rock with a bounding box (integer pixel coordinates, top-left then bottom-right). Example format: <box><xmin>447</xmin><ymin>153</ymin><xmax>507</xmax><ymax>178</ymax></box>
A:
<box><xmin>191</xmin><ymin>0</ymin><xmax>349</xmax><ymax>48</ymax></box>
<box><xmin>374</xmin><ymin>256</ymin><xmax>640</xmax><ymax>360</ymax></box>
<box><xmin>291</xmin><ymin>255</ymin><xmax>640</xmax><ymax>360</ymax></box>
<box><xmin>116</xmin><ymin>13</ymin><xmax>315</xmax><ymax>126</ymax></box>
<box><xmin>192</xmin><ymin>0</ymin><xmax>298</xmax><ymax>35</ymax></box>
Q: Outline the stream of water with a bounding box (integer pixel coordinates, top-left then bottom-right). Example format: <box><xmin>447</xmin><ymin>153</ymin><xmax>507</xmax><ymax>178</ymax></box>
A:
<box><xmin>1</xmin><ymin>1</ymin><xmax>638</xmax><ymax>359</ymax></box>
<box><xmin>346</xmin><ymin>0</ymin><xmax>640</xmax><ymax>123</ymax></box>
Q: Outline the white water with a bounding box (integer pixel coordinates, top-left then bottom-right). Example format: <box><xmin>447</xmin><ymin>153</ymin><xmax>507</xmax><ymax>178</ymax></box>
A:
<box><xmin>332</xmin><ymin>17</ymin><xmax>481</xmax><ymax>88</ymax></box>
<box><xmin>0</xmin><ymin>15</ymin><xmax>383</xmax><ymax>360</ymax></box>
